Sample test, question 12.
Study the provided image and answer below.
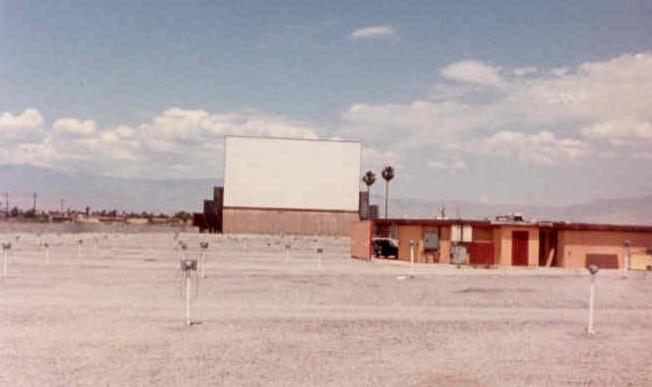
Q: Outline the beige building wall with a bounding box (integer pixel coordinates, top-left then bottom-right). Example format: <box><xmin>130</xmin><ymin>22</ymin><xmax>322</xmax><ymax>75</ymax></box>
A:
<box><xmin>350</xmin><ymin>220</ymin><xmax>372</xmax><ymax>260</ymax></box>
<box><xmin>439</xmin><ymin>227</ymin><xmax>452</xmax><ymax>264</ymax></box>
<box><xmin>396</xmin><ymin>224</ymin><xmax>452</xmax><ymax>263</ymax></box>
<box><xmin>493</xmin><ymin>226</ymin><xmax>540</xmax><ymax>267</ymax></box>
<box><xmin>423</xmin><ymin>225</ymin><xmax>451</xmax><ymax>264</ymax></box>
<box><xmin>397</xmin><ymin>225</ymin><xmax>422</xmax><ymax>261</ymax></box>
<box><xmin>361</xmin><ymin>221</ymin><xmax>652</xmax><ymax>269</ymax></box>
<box><xmin>223</xmin><ymin>208</ymin><xmax>358</xmax><ymax>236</ymax></box>
<box><xmin>557</xmin><ymin>230</ymin><xmax>652</xmax><ymax>269</ymax></box>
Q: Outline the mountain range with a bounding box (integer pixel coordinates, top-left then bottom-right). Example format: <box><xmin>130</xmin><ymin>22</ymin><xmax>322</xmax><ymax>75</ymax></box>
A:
<box><xmin>0</xmin><ymin>164</ymin><xmax>219</xmax><ymax>214</ymax></box>
<box><xmin>1</xmin><ymin>164</ymin><xmax>651</xmax><ymax>225</ymax></box>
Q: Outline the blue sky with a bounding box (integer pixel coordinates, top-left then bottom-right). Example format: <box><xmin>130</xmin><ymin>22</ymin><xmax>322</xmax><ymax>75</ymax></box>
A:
<box><xmin>2</xmin><ymin>0</ymin><xmax>652</xmax><ymax>205</ymax></box>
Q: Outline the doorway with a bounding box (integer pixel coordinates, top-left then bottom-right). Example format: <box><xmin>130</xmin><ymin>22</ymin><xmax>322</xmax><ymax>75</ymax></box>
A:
<box><xmin>512</xmin><ymin>231</ymin><xmax>529</xmax><ymax>266</ymax></box>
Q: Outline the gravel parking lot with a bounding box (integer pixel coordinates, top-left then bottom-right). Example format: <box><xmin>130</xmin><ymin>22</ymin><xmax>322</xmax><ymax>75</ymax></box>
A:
<box><xmin>1</xmin><ymin>232</ymin><xmax>651</xmax><ymax>386</ymax></box>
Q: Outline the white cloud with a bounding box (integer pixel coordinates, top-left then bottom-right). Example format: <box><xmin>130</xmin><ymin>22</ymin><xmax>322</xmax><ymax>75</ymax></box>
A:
<box><xmin>426</xmin><ymin>160</ymin><xmax>446</xmax><ymax>169</ymax></box>
<box><xmin>581</xmin><ymin>118</ymin><xmax>652</xmax><ymax>143</ymax></box>
<box><xmin>0</xmin><ymin>107</ymin><xmax>321</xmax><ymax>178</ymax></box>
<box><xmin>512</xmin><ymin>66</ymin><xmax>538</xmax><ymax>77</ymax></box>
<box><xmin>511</xmin><ymin>53</ymin><xmax>652</xmax><ymax>126</ymax></box>
<box><xmin>0</xmin><ymin>136</ymin><xmax>83</xmax><ymax>167</ymax></box>
<box><xmin>0</xmin><ymin>108</ymin><xmax>44</xmax><ymax>139</ymax></box>
<box><xmin>343</xmin><ymin>100</ymin><xmax>474</xmax><ymax>148</ymax></box>
<box><xmin>440</xmin><ymin>60</ymin><xmax>502</xmax><ymax>86</ymax></box>
<box><xmin>459</xmin><ymin>130</ymin><xmax>590</xmax><ymax>166</ymax></box>
<box><xmin>53</xmin><ymin>118</ymin><xmax>97</xmax><ymax>136</ymax></box>
<box><xmin>550</xmin><ymin>67</ymin><xmax>569</xmax><ymax>77</ymax></box>
<box><xmin>427</xmin><ymin>159</ymin><xmax>468</xmax><ymax>173</ymax></box>
<box><xmin>343</xmin><ymin>52</ymin><xmax>652</xmax><ymax>166</ymax></box>
<box><xmin>142</xmin><ymin>107</ymin><xmax>317</xmax><ymax>145</ymax></box>
<box><xmin>350</xmin><ymin>25</ymin><xmax>396</xmax><ymax>40</ymax></box>
<box><xmin>452</xmin><ymin>160</ymin><xmax>468</xmax><ymax>171</ymax></box>
<box><xmin>362</xmin><ymin>147</ymin><xmax>401</xmax><ymax>173</ymax></box>
<box><xmin>3</xmin><ymin>52</ymin><xmax>652</xmax><ymax>186</ymax></box>
<box><xmin>0</xmin><ymin>108</ymin><xmax>43</xmax><ymax>130</ymax></box>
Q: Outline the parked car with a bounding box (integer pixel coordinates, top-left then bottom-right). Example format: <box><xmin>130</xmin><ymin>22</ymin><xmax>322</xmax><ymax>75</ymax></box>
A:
<box><xmin>373</xmin><ymin>237</ymin><xmax>398</xmax><ymax>258</ymax></box>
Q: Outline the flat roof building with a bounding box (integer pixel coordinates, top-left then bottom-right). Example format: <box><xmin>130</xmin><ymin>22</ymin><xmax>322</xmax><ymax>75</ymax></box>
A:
<box><xmin>351</xmin><ymin>217</ymin><xmax>652</xmax><ymax>270</ymax></box>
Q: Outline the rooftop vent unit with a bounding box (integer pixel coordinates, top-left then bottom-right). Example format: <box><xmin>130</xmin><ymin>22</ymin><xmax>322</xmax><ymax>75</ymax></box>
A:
<box><xmin>495</xmin><ymin>213</ymin><xmax>525</xmax><ymax>222</ymax></box>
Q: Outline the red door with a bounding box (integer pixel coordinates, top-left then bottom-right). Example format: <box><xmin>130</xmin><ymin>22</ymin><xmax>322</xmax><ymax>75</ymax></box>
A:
<box><xmin>512</xmin><ymin>231</ymin><xmax>529</xmax><ymax>266</ymax></box>
<box><xmin>468</xmin><ymin>243</ymin><xmax>495</xmax><ymax>265</ymax></box>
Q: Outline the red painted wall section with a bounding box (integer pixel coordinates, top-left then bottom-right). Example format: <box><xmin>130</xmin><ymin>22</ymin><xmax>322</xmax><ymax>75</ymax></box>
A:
<box><xmin>468</xmin><ymin>243</ymin><xmax>495</xmax><ymax>265</ymax></box>
<box><xmin>512</xmin><ymin>231</ymin><xmax>529</xmax><ymax>266</ymax></box>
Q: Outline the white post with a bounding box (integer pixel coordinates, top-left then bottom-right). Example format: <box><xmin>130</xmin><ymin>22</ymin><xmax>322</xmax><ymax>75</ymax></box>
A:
<box><xmin>623</xmin><ymin>240</ymin><xmax>630</xmax><ymax>278</ymax></box>
<box><xmin>200</xmin><ymin>242</ymin><xmax>208</xmax><ymax>279</ymax></box>
<box><xmin>243</xmin><ymin>238</ymin><xmax>247</xmax><ymax>251</ymax></box>
<box><xmin>77</xmin><ymin>241</ymin><xmax>82</xmax><ymax>259</ymax></box>
<box><xmin>409</xmin><ymin>240</ymin><xmax>415</xmax><ymax>277</ymax></box>
<box><xmin>587</xmin><ymin>264</ymin><xmax>598</xmax><ymax>334</ymax></box>
<box><xmin>3</xmin><ymin>249</ymin><xmax>8</xmax><ymax>278</ymax></box>
<box><xmin>285</xmin><ymin>244</ymin><xmax>290</xmax><ymax>263</ymax></box>
<box><xmin>201</xmin><ymin>252</ymin><xmax>206</xmax><ymax>279</ymax></box>
<box><xmin>588</xmin><ymin>275</ymin><xmax>596</xmax><ymax>334</ymax></box>
<box><xmin>44</xmin><ymin>244</ymin><xmax>50</xmax><ymax>264</ymax></box>
<box><xmin>185</xmin><ymin>272</ymin><xmax>191</xmax><ymax>326</ymax></box>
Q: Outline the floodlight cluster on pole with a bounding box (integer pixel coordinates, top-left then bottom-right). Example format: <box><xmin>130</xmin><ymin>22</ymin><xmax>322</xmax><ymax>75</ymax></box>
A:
<box><xmin>587</xmin><ymin>264</ymin><xmax>599</xmax><ymax>334</ymax></box>
<box><xmin>179</xmin><ymin>259</ymin><xmax>198</xmax><ymax>326</ymax></box>
<box><xmin>200</xmin><ymin>242</ymin><xmax>209</xmax><ymax>278</ymax></box>
<box><xmin>44</xmin><ymin>242</ymin><xmax>50</xmax><ymax>264</ymax></box>
<box><xmin>77</xmin><ymin>239</ymin><xmax>83</xmax><ymax>259</ymax></box>
<box><xmin>2</xmin><ymin>243</ymin><xmax>11</xmax><ymax>278</ymax></box>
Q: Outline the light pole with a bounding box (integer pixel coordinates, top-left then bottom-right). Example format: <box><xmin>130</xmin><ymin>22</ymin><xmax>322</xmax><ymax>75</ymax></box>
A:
<box><xmin>200</xmin><ymin>242</ymin><xmax>209</xmax><ymax>278</ymax></box>
<box><xmin>44</xmin><ymin>242</ymin><xmax>50</xmax><ymax>264</ymax></box>
<box><xmin>623</xmin><ymin>240</ymin><xmax>630</xmax><ymax>278</ymax></box>
<box><xmin>587</xmin><ymin>264</ymin><xmax>599</xmax><ymax>334</ymax></box>
<box><xmin>180</xmin><ymin>259</ymin><xmax>198</xmax><ymax>326</ymax></box>
<box><xmin>2</xmin><ymin>243</ymin><xmax>11</xmax><ymax>277</ymax></box>
<box><xmin>409</xmin><ymin>240</ymin><xmax>415</xmax><ymax>277</ymax></box>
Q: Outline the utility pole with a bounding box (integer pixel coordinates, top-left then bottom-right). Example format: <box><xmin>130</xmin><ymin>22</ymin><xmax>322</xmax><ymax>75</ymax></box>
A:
<box><xmin>4</xmin><ymin>192</ymin><xmax>8</xmax><ymax>214</ymax></box>
<box><xmin>384</xmin><ymin>182</ymin><xmax>389</xmax><ymax>219</ymax></box>
<box><xmin>60</xmin><ymin>199</ymin><xmax>65</xmax><ymax>213</ymax></box>
<box><xmin>33</xmin><ymin>193</ymin><xmax>37</xmax><ymax>212</ymax></box>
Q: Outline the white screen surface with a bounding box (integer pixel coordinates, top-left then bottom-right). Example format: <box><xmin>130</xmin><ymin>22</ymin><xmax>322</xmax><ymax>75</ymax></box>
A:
<box><xmin>224</xmin><ymin>136</ymin><xmax>361</xmax><ymax>211</ymax></box>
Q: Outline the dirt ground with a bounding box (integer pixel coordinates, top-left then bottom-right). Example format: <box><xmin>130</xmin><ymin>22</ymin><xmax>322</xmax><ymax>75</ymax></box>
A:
<box><xmin>1</xmin><ymin>231</ymin><xmax>651</xmax><ymax>386</ymax></box>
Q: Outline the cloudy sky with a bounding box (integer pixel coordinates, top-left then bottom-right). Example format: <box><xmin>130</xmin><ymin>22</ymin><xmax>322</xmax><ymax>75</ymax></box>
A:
<box><xmin>1</xmin><ymin>0</ymin><xmax>652</xmax><ymax>205</ymax></box>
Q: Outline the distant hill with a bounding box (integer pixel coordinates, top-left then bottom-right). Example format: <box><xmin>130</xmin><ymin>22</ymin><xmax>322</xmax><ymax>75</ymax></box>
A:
<box><xmin>0</xmin><ymin>164</ymin><xmax>220</xmax><ymax>214</ymax></box>
<box><xmin>2</xmin><ymin>163</ymin><xmax>651</xmax><ymax>224</ymax></box>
